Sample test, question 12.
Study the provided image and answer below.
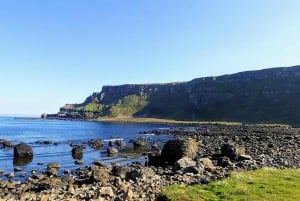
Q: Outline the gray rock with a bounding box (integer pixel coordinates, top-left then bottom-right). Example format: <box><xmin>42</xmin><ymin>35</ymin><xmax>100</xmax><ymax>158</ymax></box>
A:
<box><xmin>173</xmin><ymin>157</ymin><xmax>196</xmax><ymax>172</ymax></box>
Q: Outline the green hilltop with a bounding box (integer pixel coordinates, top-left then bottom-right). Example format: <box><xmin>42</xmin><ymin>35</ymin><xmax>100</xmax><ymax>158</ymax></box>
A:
<box><xmin>47</xmin><ymin>65</ymin><xmax>300</xmax><ymax>126</ymax></box>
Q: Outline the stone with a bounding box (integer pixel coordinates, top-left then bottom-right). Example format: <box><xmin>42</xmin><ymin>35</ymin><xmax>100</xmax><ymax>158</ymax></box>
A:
<box><xmin>107</xmin><ymin>147</ymin><xmax>118</xmax><ymax>155</ymax></box>
<box><xmin>116</xmin><ymin>140</ymin><xmax>126</xmax><ymax>147</ymax></box>
<box><xmin>6</xmin><ymin>172</ymin><xmax>14</xmax><ymax>179</ymax></box>
<box><xmin>217</xmin><ymin>156</ymin><xmax>232</xmax><ymax>167</ymax></box>
<box><xmin>221</xmin><ymin>143</ymin><xmax>245</xmax><ymax>160</ymax></box>
<box><xmin>99</xmin><ymin>187</ymin><xmax>115</xmax><ymax>197</ymax></box>
<box><xmin>94</xmin><ymin>160</ymin><xmax>105</xmax><ymax>167</ymax></box>
<box><xmin>75</xmin><ymin>160</ymin><xmax>83</xmax><ymax>165</ymax></box>
<box><xmin>14</xmin><ymin>143</ymin><xmax>33</xmax><ymax>157</ymax></box>
<box><xmin>123</xmin><ymin>190</ymin><xmax>133</xmax><ymax>201</ymax></box>
<box><xmin>133</xmin><ymin>137</ymin><xmax>147</xmax><ymax>147</ymax></box>
<box><xmin>161</xmin><ymin>138</ymin><xmax>198</xmax><ymax>164</ymax></box>
<box><xmin>173</xmin><ymin>157</ymin><xmax>196</xmax><ymax>172</ymax></box>
<box><xmin>47</xmin><ymin>162</ymin><xmax>61</xmax><ymax>176</ymax></box>
<box><xmin>199</xmin><ymin>158</ymin><xmax>216</xmax><ymax>172</ymax></box>
<box><xmin>237</xmin><ymin>154</ymin><xmax>253</xmax><ymax>161</ymax></box>
<box><xmin>92</xmin><ymin>168</ymin><xmax>110</xmax><ymax>184</ymax></box>
<box><xmin>90</xmin><ymin>139</ymin><xmax>103</xmax><ymax>149</ymax></box>
<box><xmin>71</xmin><ymin>146</ymin><xmax>85</xmax><ymax>159</ymax></box>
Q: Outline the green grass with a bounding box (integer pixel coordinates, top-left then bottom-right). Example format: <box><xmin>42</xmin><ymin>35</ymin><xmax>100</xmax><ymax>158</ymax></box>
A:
<box><xmin>160</xmin><ymin>168</ymin><xmax>300</xmax><ymax>201</ymax></box>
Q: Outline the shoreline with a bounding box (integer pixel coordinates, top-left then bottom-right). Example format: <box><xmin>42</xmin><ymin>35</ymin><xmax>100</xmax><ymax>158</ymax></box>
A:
<box><xmin>0</xmin><ymin>124</ymin><xmax>299</xmax><ymax>200</ymax></box>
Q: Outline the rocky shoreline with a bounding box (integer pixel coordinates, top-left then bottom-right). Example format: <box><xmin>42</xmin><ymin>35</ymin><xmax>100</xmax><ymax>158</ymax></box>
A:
<box><xmin>1</xmin><ymin>124</ymin><xmax>300</xmax><ymax>201</ymax></box>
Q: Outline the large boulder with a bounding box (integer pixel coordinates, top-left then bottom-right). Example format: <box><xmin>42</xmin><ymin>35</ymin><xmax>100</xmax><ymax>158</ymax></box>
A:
<box><xmin>221</xmin><ymin>143</ymin><xmax>245</xmax><ymax>160</ymax></box>
<box><xmin>14</xmin><ymin>143</ymin><xmax>33</xmax><ymax>157</ymax></box>
<box><xmin>161</xmin><ymin>138</ymin><xmax>198</xmax><ymax>164</ymax></box>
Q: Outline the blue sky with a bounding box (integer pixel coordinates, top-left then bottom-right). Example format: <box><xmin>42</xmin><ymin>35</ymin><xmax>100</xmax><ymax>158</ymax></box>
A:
<box><xmin>1</xmin><ymin>0</ymin><xmax>300</xmax><ymax>115</ymax></box>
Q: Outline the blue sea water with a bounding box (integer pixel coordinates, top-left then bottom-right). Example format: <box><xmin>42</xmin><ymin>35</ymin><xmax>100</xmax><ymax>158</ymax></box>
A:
<box><xmin>0</xmin><ymin>117</ymin><xmax>172</xmax><ymax>179</ymax></box>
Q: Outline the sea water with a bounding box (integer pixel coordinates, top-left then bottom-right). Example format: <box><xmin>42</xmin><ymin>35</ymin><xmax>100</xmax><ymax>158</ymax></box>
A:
<box><xmin>0</xmin><ymin>117</ymin><xmax>172</xmax><ymax>179</ymax></box>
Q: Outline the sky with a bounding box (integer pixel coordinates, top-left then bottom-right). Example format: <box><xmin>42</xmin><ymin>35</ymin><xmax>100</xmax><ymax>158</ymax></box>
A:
<box><xmin>1</xmin><ymin>0</ymin><xmax>300</xmax><ymax>115</ymax></box>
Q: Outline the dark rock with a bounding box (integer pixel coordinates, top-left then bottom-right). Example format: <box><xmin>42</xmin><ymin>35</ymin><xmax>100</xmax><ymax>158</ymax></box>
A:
<box><xmin>220</xmin><ymin>143</ymin><xmax>245</xmax><ymax>160</ymax></box>
<box><xmin>116</xmin><ymin>140</ymin><xmax>126</xmax><ymax>147</ymax></box>
<box><xmin>133</xmin><ymin>137</ymin><xmax>147</xmax><ymax>147</ymax></box>
<box><xmin>161</xmin><ymin>138</ymin><xmax>198</xmax><ymax>164</ymax></box>
<box><xmin>13</xmin><ymin>155</ymin><xmax>33</xmax><ymax>166</ymax></box>
<box><xmin>14</xmin><ymin>143</ymin><xmax>33</xmax><ymax>157</ymax></box>
<box><xmin>217</xmin><ymin>156</ymin><xmax>232</xmax><ymax>167</ymax></box>
<box><xmin>88</xmin><ymin>139</ymin><xmax>103</xmax><ymax>149</ymax></box>
<box><xmin>71</xmin><ymin>145</ymin><xmax>85</xmax><ymax>159</ymax></box>
<box><xmin>92</xmin><ymin>168</ymin><xmax>110</xmax><ymax>184</ymax></box>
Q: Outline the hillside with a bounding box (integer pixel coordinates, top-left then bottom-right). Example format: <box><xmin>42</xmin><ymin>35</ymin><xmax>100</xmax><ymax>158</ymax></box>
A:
<box><xmin>46</xmin><ymin>65</ymin><xmax>300</xmax><ymax>125</ymax></box>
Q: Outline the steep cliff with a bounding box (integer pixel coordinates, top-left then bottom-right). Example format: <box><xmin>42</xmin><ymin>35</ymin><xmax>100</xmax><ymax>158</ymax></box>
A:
<box><xmin>47</xmin><ymin>65</ymin><xmax>300</xmax><ymax>125</ymax></box>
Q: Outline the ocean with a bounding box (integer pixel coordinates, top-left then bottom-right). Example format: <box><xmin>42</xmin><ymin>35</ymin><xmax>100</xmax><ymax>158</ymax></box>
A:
<box><xmin>0</xmin><ymin>117</ymin><xmax>172</xmax><ymax>179</ymax></box>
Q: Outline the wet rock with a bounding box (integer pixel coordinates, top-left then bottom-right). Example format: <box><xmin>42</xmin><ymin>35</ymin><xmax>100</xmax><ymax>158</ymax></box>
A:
<box><xmin>116</xmin><ymin>140</ymin><xmax>126</xmax><ymax>147</ymax></box>
<box><xmin>13</xmin><ymin>155</ymin><xmax>33</xmax><ymax>166</ymax></box>
<box><xmin>161</xmin><ymin>138</ymin><xmax>198</xmax><ymax>164</ymax></box>
<box><xmin>71</xmin><ymin>145</ymin><xmax>85</xmax><ymax>159</ymax></box>
<box><xmin>107</xmin><ymin>147</ymin><xmax>118</xmax><ymax>155</ymax></box>
<box><xmin>6</xmin><ymin>172</ymin><xmax>14</xmax><ymax>179</ymax></box>
<box><xmin>0</xmin><ymin>139</ymin><xmax>14</xmax><ymax>148</ymax></box>
<box><xmin>14</xmin><ymin>143</ymin><xmax>33</xmax><ymax>157</ymax></box>
<box><xmin>133</xmin><ymin>137</ymin><xmax>147</xmax><ymax>147</ymax></box>
<box><xmin>94</xmin><ymin>160</ymin><xmax>105</xmax><ymax>167</ymax></box>
<box><xmin>75</xmin><ymin>160</ymin><xmax>83</xmax><ymax>165</ymax></box>
<box><xmin>89</xmin><ymin>139</ymin><xmax>103</xmax><ymax>149</ymax></box>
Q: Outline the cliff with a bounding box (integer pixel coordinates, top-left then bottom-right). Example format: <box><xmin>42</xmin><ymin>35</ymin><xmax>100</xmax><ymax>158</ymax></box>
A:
<box><xmin>47</xmin><ymin>65</ymin><xmax>300</xmax><ymax>125</ymax></box>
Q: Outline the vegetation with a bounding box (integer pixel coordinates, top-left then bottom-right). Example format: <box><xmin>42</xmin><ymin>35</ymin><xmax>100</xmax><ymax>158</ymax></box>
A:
<box><xmin>51</xmin><ymin>66</ymin><xmax>300</xmax><ymax>126</ymax></box>
<box><xmin>159</xmin><ymin>168</ymin><xmax>300</xmax><ymax>201</ymax></box>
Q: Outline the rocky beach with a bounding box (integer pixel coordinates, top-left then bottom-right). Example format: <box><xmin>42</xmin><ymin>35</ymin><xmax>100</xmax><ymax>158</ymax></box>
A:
<box><xmin>0</xmin><ymin>124</ymin><xmax>299</xmax><ymax>201</ymax></box>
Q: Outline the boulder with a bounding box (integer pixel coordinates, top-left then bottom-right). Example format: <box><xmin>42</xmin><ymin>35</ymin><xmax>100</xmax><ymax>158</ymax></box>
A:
<box><xmin>116</xmin><ymin>140</ymin><xmax>126</xmax><ymax>147</ymax></box>
<box><xmin>221</xmin><ymin>143</ymin><xmax>245</xmax><ymax>160</ymax></box>
<box><xmin>90</xmin><ymin>139</ymin><xmax>103</xmax><ymax>149</ymax></box>
<box><xmin>46</xmin><ymin>162</ymin><xmax>61</xmax><ymax>176</ymax></box>
<box><xmin>161</xmin><ymin>138</ymin><xmax>198</xmax><ymax>164</ymax></box>
<box><xmin>71</xmin><ymin>145</ymin><xmax>85</xmax><ymax>159</ymax></box>
<box><xmin>133</xmin><ymin>137</ymin><xmax>147</xmax><ymax>147</ymax></box>
<box><xmin>14</xmin><ymin>143</ymin><xmax>33</xmax><ymax>157</ymax></box>
<box><xmin>107</xmin><ymin>147</ymin><xmax>118</xmax><ymax>155</ymax></box>
<box><xmin>173</xmin><ymin>157</ymin><xmax>196</xmax><ymax>172</ymax></box>
<box><xmin>92</xmin><ymin>168</ymin><xmax>110</xmax><ymax>184</ymax></box>
<box><xmin>217</xmin><ymin>156</ymin><xmax>232</xmax><ymax>167</ymax></box>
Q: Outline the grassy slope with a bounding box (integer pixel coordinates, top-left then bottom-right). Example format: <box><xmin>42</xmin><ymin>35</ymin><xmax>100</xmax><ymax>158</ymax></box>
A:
<box><xmin>160</xmin><ymin>168</ymin><xmax>300</xmax><ymax>201</ymax></box>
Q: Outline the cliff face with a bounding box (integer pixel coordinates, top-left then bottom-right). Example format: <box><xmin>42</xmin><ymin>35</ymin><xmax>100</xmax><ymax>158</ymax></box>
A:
<box><xmin>47</xmin><ymin>65</ymin><xmax>300</xmax><ymax>125</ymax></box>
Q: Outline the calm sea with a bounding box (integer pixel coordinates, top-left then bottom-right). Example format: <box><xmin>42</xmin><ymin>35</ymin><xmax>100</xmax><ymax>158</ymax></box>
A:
<box><xmin>0</xmin><ymin>117</ymin><xmax>172</xmax><ymax>179</ymax></box>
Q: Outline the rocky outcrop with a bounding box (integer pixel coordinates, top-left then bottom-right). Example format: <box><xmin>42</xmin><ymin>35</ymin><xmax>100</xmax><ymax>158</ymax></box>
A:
<box><xmin>46</xmin><ymin>65</ymin><xmax>300</xmax><ymax>126</ymax></box>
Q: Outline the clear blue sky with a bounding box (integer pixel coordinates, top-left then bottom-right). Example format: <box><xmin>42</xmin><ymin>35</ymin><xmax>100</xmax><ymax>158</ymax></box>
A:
<box><xmin>1</xmin><ymin>0</ymin><xmax>300</xmax><ymax>115</ymax></box>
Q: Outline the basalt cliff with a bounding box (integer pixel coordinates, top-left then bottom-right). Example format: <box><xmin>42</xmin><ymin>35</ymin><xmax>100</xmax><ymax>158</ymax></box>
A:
<box><xmin>46</xmin><ymin>65</ymin><xmax>300</xmax><ymax>126</ymax></box>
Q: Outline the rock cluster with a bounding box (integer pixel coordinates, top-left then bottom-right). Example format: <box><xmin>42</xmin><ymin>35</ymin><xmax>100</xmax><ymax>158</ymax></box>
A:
<box><xmin>0</xmin><ymin>124</ymin><xmax>299</xmax><ymax>201</ymax></box>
